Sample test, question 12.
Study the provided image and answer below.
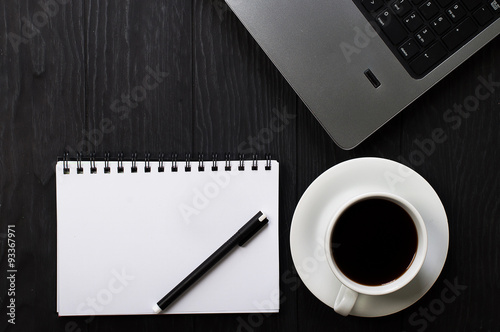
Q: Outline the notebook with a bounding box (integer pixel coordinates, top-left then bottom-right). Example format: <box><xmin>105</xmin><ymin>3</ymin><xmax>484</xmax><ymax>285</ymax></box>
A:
<box><xmin>56</xmin><ymin>155</ymin><xmax>279</xmax><ymax>315</ymax></box>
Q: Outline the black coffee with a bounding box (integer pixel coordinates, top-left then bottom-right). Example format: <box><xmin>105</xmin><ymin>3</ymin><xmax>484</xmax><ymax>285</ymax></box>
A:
<box><xmin>331</xmin><ymin>198</ymin><xmax>418</xmax><ymax>286</ymax></box>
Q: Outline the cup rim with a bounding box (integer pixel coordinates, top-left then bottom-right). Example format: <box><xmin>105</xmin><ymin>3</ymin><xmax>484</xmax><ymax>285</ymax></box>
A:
<box><xmin>325</xmin><ymin>192</ymin><xmax>428</xmax><ymax>296</ymax></box>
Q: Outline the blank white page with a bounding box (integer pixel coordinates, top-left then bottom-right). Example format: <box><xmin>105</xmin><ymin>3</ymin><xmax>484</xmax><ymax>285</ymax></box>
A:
<box><xmin>56</xmin><ymin>160</ymin><xmax>279</xmax><ymax>315</ymax></box>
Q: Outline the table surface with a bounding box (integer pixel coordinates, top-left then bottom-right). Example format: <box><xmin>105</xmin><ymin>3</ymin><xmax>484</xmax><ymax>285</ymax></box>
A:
<box><xmin>1</xmin><ymin>1</ymin><xmax>499</xmax><ymax>331</ymax></box>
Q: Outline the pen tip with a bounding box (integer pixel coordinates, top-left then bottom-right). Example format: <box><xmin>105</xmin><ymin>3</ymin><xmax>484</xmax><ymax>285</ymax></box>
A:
<box><xmin>153</xmin><ymin>304</ymin><xmax>162</xmax><ymax>314</ymax></box>
<box><xmin>258</xmin><ymin>213</ymin><xmax>267</xmax><ymax>222</ymax></box>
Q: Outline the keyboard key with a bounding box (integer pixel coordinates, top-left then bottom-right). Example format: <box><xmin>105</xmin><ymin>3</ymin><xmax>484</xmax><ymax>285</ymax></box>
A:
<box><xmin>352</xmin><ymin>0</ymin><xmax>499</xmax><ymax>77</ymax></box>
<box><xmin>377</xmin><ymin>10</ymin><xmax>408</xmax><ymax>44</ymax></box>
<box><xmin>490</xmin><ymin>0</ymin><xmax>500</xmax><ymax>12</ymax></box>
<box><xmin>442</xmin><ymin>18</ymin><xmax>477</xmax><ymax>50</ymax></box>
<box><xmin>436</xmin><ymin>0</ymin><xmax>453</xmax><ymax>7</ymax></box>
<box><xmin>473</xmin><ymin>6</ymin><xmax>494</xmax><ymax>25</ymax></box>
<box><xmin>361</xmin><ymin>0</ymin><xmax>384</xmax><ymax>12</ymax></box>
<box><xmin>415</xmin><ymin>26</ymin><xmax>436</xmax><ymax>46</ymax></box>
<box><xmin>392</xmin><ymin>0</ymin><xmax>413</xmax><ymax>16</ymax></box>
<box><xmin>431</xmin><ymin>15</ymin><xmax>452</xmax><ymax>34</ymax></box>
<box><xmin>462</xmin><ymin>0</ymin><xmax>482</xmax><ymax>10</ymax></box>
<box><xmin>376</xmin><ymin>10</ymin><xmax>392</xmax><ymax>26</ymax></box>
<box><xmin>419</xmin><ymin>1</ymin><xmax>440</xmax><ymax>19</ymax></box>
<box><xmin>409</xmin><ymin>42</ymin><xmax>447</xmax><ymax>75</ymax></box>
<box><xmin>404</xmin><ymin>12</ymin><xmax>424</xmax><ymax>31</ymax></box>
<box><xmin>447</xmin><ymin>3</ymin><xmax>467</xmax><ymax>22</ymax></box>
<box><xmin>399</xmin><ymin>39</ymin><xmax>421</xmax><ymax>59</ymax></box>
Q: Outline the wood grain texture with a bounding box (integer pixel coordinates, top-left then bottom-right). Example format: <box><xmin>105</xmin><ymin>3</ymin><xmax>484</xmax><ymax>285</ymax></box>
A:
<box><xmin>0</xmin><ymin>0</ymin><xmax>499</xmax><ymax>331</ymax></box>
<box><xmin>84</xmin><ymin>0</ymin><xmax>193</xmax><ymax>158</ymax></box>
<box><xmin>1</xmin><ymin>1</ymin><xmax>85</xmax><ymax>331</ymax></box>
<box><xmin>398</xmin><ymin>37</ymin><xmax>500</xmax><ymax>331</ymax></box>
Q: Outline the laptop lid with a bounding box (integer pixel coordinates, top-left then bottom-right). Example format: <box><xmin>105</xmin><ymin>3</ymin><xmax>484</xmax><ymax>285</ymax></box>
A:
<box><xmin>226</xmin><ymin>0</ymin><xmax>500</xmax><ymax>149</ymax></box>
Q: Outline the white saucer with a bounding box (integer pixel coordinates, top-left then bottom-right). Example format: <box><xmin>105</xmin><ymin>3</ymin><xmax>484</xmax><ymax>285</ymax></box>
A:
<box><xmin>290</xmin><ymin>157</ymin><xmax>449</xmax><ymax>317</ymax></box>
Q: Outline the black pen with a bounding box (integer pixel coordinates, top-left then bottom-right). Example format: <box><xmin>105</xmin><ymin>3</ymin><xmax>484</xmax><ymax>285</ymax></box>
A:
<box><xmin>153</xmin><ymin>211</ymin><xmax>269</xmax><ymax>314</ymax></box>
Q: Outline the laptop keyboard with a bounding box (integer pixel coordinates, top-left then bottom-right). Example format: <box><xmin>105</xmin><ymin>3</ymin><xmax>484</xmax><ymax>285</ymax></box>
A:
<box><xmin>353</xmin><ymin>0</ymin><xmax>500</xmax><ymax>78</ymax></box>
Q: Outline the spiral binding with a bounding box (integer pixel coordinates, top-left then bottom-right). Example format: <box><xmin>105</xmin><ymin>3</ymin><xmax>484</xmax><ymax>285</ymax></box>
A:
<box><xmin>60</xmin><ymin>152</ymin><xmax>273</xmax><ymax>174</ymax></box>
<box><xmin>198</xmin><ymin>153</ymin><xmax>204</xmax><ymax>172</ymax></box>
<box><xmin>171</xmin><ymin>153</ymin><xmax>178</xmax><ymax>172</ymax></box>
<box><xmin>104</xmin><ymin>152</ymin><xmax>111</xmax><ymax>174</ymax></box>
<box><xmin>77</xmin><ymin>152</ymin><xmax>83</xmax><ymax>174</ymax></box>
<box><xmin>238</xmin><ymin>154</ymin><xmax>245</xmax><ymax>171</ymax></box>
<box><xmin>225</xmin><ymin>153</ymin><xmax>231</xmax><ymax>171</ymax></box>
<box><xmin>265</xmin><ymin>154</ymin><xmax>272</xmax><ymax>171</ymax></box>
<box><xmin>117</xmin><ymin>152</ymin><xmax>124</xmax><ymax>173</ymax></box>
<box><xmin>185</xmin><ymin>153</ymin><xmax>191</xmax><ymax>172</ymax></box>
<box><xmin>131</xmin><ymin>153</ymin><xmax>138</xmax><ymax>173</ymax></box>
<box><xmin>63</xmin><ymin>152</ymin><xmax>70</xmax><ymax>174</ymax></box>
<box><xmin>90</xmin><ymin>153</ymin><xmax>97</xmax><ymax>174</ymax></box>
<box><xmin>212</xmin><ymin>154</ymin><xmax>218</xmax><ymax>172</ymax></box>
<box><xmin>158</xmin><ymin>153</ymin><xmax>165</xmax><ymax>173</ymax></box>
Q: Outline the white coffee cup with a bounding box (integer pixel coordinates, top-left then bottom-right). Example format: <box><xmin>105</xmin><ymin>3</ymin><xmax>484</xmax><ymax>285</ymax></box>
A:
<box><xmin>324</xmin><ymin>192</ymin><xmax>428</xmax><ymax>316</ymax></box>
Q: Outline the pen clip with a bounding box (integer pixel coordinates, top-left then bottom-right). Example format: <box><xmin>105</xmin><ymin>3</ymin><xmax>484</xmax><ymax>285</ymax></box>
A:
<box><xmin>238</xmin><ymin>212</ymin><xmax>269</xmax><ymax>247</ymax></box>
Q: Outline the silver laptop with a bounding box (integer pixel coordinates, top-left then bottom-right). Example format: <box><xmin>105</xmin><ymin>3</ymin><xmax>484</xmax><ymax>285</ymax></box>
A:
<box><xmin>226</xmin><ymin>0</ymin><xmax>500</xmax><ymax>149</ymax></box>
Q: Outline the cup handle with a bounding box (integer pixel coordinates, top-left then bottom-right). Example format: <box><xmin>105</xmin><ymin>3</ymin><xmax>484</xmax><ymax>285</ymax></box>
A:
<box><xmin>334</xmin><ymin>285</ymin><xmax>358</xmax><ymax>316</ymax></box>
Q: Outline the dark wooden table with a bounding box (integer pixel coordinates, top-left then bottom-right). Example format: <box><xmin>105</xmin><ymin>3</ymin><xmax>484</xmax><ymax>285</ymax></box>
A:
<box><xmin>1</xmin><ymin>1</ymin><xmax>499</xmax><ymax>331</ymax></box>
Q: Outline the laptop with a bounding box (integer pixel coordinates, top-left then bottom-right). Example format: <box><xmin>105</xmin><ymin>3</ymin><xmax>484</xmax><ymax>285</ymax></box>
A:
<box><xmin>225</xmin><ymin>0</ymin><xmax>500</xmax><ymax>149</ymax></box>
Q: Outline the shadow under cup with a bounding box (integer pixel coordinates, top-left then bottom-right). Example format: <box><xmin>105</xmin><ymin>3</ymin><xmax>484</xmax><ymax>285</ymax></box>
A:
<box><xmin>326</xmin><ymin>193</ymin><xmax>428</xmax><ymax>298</ymax></box>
